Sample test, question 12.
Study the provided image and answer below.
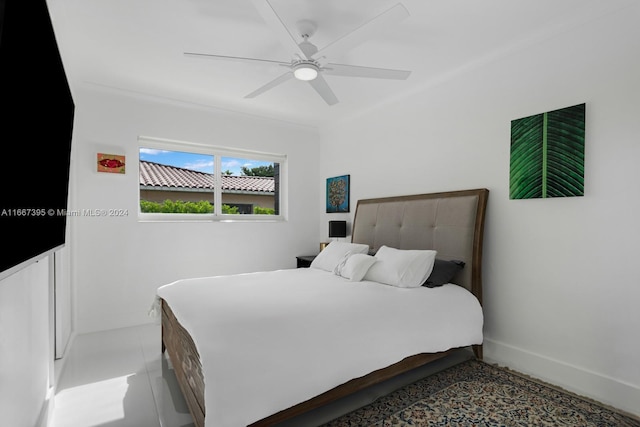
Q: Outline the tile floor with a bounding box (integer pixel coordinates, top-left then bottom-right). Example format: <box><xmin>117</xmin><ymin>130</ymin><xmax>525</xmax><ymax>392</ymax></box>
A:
<box><xmin>53</xmin><ymin>323</ymin><xmax>193</xmax><ymax>427</ymax></box>
<box><xmin>52</xmin><ymin>323</ymin><xmax>474</xmax><ymax>427</ymax></box>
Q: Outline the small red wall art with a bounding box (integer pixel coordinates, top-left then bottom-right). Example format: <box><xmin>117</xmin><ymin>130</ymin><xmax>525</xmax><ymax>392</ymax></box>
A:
<box><xmin>97</xmin><ymin>153</ymin><xmax>126</xmax><ymax>174</ymax></box>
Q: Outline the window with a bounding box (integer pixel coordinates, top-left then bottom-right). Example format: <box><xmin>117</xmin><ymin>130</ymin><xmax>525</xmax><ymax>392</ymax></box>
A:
<box><xmin>138</xmin><ymin>136</ymin><xmax>285</xmax><ymax>221</ymax></box>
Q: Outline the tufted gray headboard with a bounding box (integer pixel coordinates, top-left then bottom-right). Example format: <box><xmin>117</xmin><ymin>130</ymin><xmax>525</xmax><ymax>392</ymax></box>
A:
<box><xmin>351</xmin><ymin>188</ymin><xmax>489</xmax><ymax>303</ymax></box>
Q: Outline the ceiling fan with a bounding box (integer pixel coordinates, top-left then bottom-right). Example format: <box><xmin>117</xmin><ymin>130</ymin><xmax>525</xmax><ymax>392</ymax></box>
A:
<box><xmin>184</xmin><ymin>1</ymin><xmax>411</xmax><ymax>105</ymax></box>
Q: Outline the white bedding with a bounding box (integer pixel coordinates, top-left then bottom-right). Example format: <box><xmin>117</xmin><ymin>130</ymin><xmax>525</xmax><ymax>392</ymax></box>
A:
<box><xmin>156</xmin><ymin>267</ymin><xmax>483</xmax><ymax>427</ymax></box>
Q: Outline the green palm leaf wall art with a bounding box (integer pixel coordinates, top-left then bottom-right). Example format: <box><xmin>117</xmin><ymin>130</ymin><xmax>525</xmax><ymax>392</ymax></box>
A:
<box><xmin>510</xmin><ymin>103</ymin><xmax>585</xmax><ymax>199</ymax></box>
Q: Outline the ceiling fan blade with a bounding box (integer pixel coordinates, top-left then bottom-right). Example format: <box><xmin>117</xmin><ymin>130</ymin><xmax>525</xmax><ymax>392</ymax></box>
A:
<box><xmin>184</xmin><ymin>52</ymin><xmax>288</xmax><ymax>67</ymax></box>
<box><xmin>308</xmin><ymin>75</ymin><xmax>339</xmax><ymax>105</ymax></box>
<box><xmin>250</xmin><ymin>0</ymin><xmax>308</xmax><ymax>59</ymax></box>
<box><xmin>244</xmin><ymin>72</ymin><xmax>294</xmax><ymax>99</ymax></box>
<box><xmin>312</xmin><ymin>3</ymin><xmax>409</xmax><ymax>61</ymax></box>
<box><xmin>324</xmin><ymin>63</ymin><xmax>411</xmax><ymax>80</ymax></box>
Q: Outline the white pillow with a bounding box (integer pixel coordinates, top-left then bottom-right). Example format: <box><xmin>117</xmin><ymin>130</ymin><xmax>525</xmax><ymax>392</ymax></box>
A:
<box><xmin>334</xmin><ymin>253</ymin><xmax>378</xmax><ymax>282</ymax></box>
<box><xmin>310</xmin><ymin>241</ymin><xmax>370</xmax><ymax>272</ymax></box>
<box><xmin>363</xmin><ymin>245</ymin><xmax>437</xmax><ymax>288</ymax></box>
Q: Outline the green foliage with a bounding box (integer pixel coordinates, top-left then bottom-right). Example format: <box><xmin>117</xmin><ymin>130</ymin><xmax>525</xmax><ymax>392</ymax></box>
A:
<box><xmin>140</xmin><ymin>199</ymin><xmax>213</xmax><ymax>213</ymax></box>
<box><xmin>140</xmin><ymin>200</ymin><xmax>242</xmax><ymax>214</ymax></box>
<box><xmin>222</xmin><ymin>204</ymin><xmax>239</xmax><ymax>214</ymax></box>
<box><xmin>510</xmin><ymin>104</ymin><xmax>585</xmax><ymax>199</ymax></box>
<box><xmin>139</xmin><ymin>199</ymin><xmax>280</xmax><ymax>216</ymax></box>
<box><xmin>254</xmin><ymin>206</ymin><xmax>275</xmax><ymax>215</ymax></box>
<box><xmin>241</xmin><ymin>164</ymin><xmax>274</xmax><ymax>177</ymax></box>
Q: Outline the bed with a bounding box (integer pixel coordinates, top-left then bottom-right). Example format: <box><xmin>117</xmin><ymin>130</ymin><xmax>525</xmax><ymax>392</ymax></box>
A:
<box><xmin>157</xmin><ymin>188</ymin><xmax>489</xmax><ymax>427</ymax></box>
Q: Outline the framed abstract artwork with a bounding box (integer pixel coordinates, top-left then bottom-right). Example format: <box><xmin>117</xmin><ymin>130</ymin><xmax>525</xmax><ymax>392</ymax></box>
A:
<box><xmin>97</xmin><ymin>153</ymin><xmax>126</xmax><ymax>174</ymax></box>
<box><xmin>510</xmin><ymin>103</ymin><xmax>585</xmax><ymax>199</ymax></box>
<box><xmin>326</xmin><ymin>174</ymin><xmax>350</xmax><ymax>213</ymax></box>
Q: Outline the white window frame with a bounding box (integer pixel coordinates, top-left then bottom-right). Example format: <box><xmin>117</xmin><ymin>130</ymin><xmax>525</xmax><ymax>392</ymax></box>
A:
<box><xmin>138</xmin><ymin>136</ymin><xmax>287</xmax><ymax>222</ymax></box>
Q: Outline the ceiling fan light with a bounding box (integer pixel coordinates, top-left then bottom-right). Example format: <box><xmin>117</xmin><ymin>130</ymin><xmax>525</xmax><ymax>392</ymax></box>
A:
<box><xmin>293</xmin><ymin>64</ymin><xmax>318</xmax><ymax>81</ymax></box>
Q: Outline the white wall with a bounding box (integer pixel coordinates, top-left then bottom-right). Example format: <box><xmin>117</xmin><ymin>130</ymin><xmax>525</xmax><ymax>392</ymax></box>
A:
<box><xmin>318</xmin><ymin>3</ymin><xmax>640</xmax><ymax>417</ymax></box>
<box><xmin>0</xmin><ymin>258</ymin><xmax>54</xmax><ymax>427</ymax></box>
<box><xmin>70</xmin><ymin>86</ymin><xmax>321</xmax><ymax>333</ymax></box>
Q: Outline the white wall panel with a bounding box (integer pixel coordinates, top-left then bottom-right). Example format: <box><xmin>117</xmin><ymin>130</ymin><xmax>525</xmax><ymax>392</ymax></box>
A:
<box><xmin>0</xmin><ymin>258</ymin><xmax>53</xmax><ymax>427</ymax></box>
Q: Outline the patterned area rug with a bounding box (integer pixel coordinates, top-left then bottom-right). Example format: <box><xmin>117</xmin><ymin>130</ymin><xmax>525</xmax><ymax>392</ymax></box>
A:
<box><xmin>321</xmin><ymin>359</ymin><xmax>640</xmax><ymax>427</ymax></box>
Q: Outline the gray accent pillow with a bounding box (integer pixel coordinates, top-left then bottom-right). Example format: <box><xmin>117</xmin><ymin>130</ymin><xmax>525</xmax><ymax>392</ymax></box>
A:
<box><xmin>423</xmin><ymin>259</ymin><xmax>465</xmax><ymax>288</ymax></box>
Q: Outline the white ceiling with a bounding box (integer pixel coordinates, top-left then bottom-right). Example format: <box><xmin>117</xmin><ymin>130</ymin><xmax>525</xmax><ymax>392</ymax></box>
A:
<box><xmin>47</xmin><ymin>0</ymin><xmax>630</xmax><ymax>129</ymax></box>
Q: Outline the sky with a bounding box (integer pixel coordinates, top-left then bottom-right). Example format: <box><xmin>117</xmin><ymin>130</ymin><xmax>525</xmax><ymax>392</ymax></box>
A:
<box><xmin>139</xmin><ymin>148</ymin><xmax>272</xmax><ymax>175</ymax></box>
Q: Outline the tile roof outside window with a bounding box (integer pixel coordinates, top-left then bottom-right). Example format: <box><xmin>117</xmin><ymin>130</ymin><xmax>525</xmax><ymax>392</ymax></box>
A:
<box><xmin>139</xmin><ymin>160</ymin><xmax>274</xmax><ymax>194</ymax></box>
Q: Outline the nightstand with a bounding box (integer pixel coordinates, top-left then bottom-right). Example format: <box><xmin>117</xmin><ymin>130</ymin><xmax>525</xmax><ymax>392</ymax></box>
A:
<box><xmin>296</xmin><ymin>255</ymin><xmax>317</xmax><ymax>268</ymax></box>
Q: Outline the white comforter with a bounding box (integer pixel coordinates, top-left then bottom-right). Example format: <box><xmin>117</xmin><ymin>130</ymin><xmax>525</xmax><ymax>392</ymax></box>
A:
<box><xmin>156</xmin><ymin>267</ymin><xmax>483</xmax><ymax>427</ymax></box>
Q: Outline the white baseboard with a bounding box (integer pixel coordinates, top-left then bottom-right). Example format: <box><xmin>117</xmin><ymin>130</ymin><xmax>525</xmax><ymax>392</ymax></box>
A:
<box><xmin>76</xmin><ymin>311</ymin><xmax>156</xmax><ymax>335</ymax></box>
<box><xmin>483</xmin><ymin>338</ymin><xmax>640</xmax><ymax>418</ymax></box>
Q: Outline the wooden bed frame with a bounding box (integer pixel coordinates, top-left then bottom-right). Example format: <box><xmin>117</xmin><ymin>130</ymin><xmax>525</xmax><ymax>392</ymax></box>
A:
<box><xmin>161</xmin><ymin>188</ymin><xmax>489</xmax><ymax>427</ymax></box>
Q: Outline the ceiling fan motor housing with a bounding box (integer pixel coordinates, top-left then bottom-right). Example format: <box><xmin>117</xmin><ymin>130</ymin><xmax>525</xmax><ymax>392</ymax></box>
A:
<box><xmin>298</xmin><ymin>36</ymin><xmax>318</xmax><ymax>58</ymax></box>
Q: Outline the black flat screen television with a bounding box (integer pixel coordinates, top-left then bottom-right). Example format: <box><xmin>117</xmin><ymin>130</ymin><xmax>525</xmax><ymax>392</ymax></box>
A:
<box><xmin>0</xmin><ymin>0</ymin><xmax>75</xmax><ymax>281</ymax></box>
